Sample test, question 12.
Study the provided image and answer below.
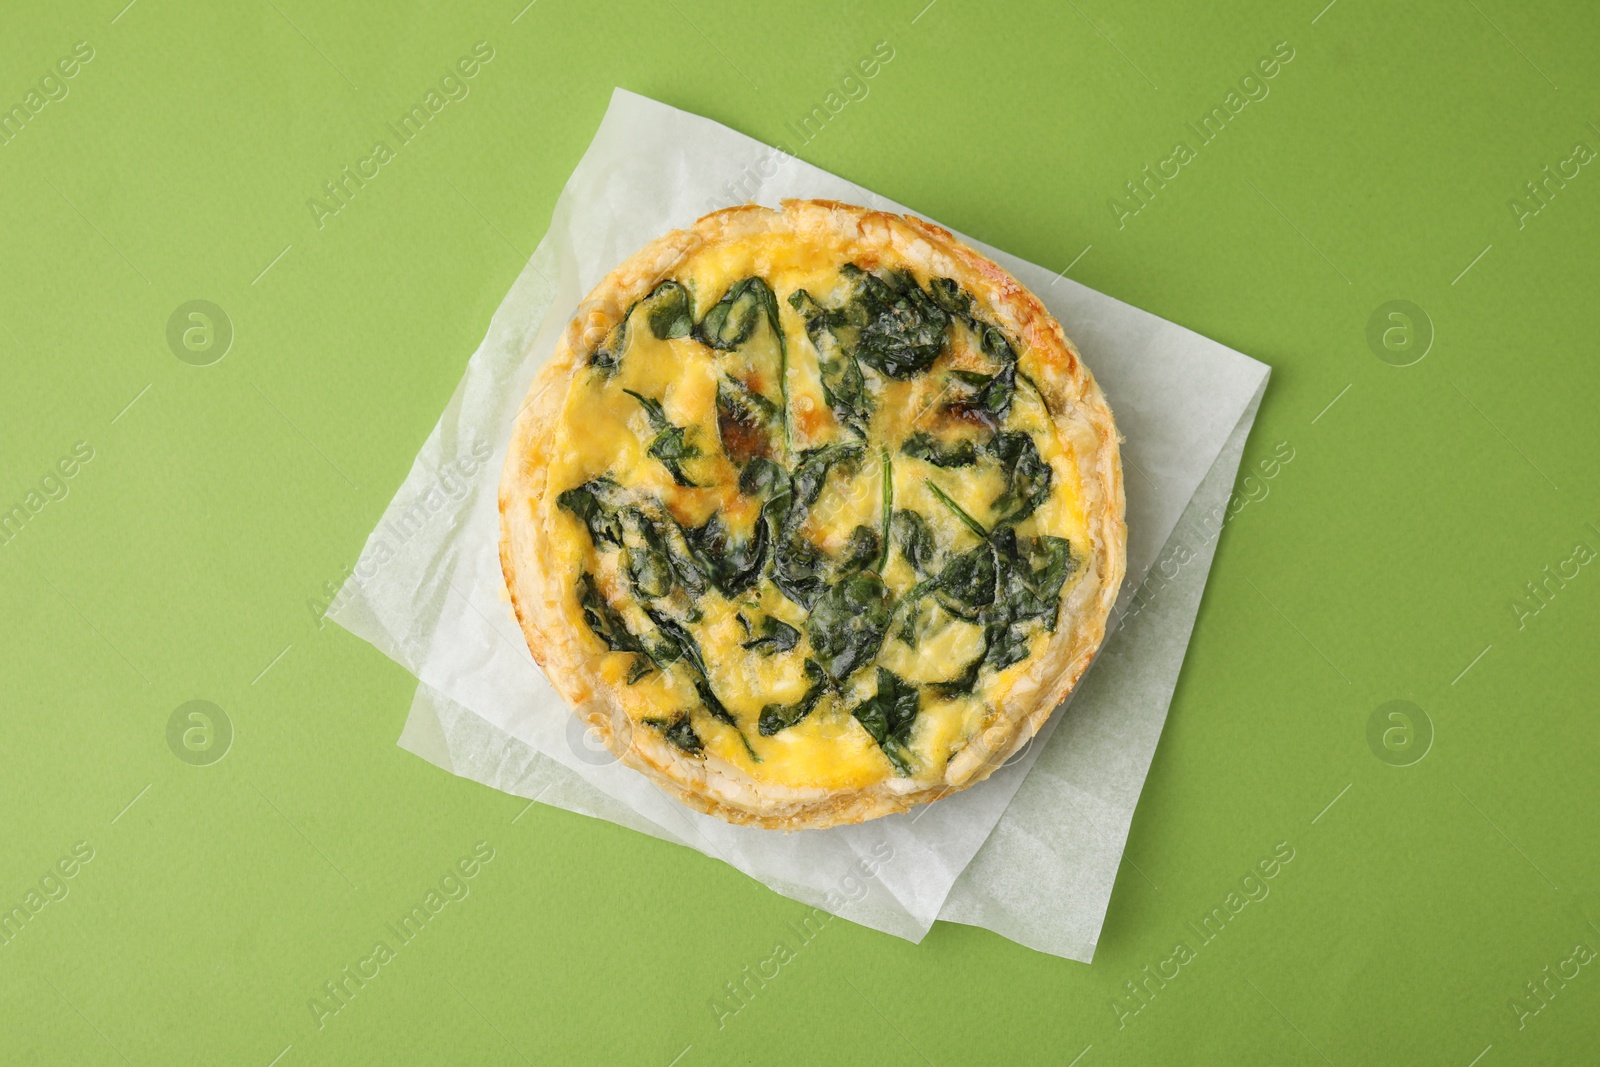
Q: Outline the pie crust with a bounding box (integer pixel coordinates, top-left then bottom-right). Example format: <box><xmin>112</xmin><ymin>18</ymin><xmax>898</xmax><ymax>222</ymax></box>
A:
<box><xmin>499</xmin><ymin>200</ymin><xmax>1125</xmax><ymax>829</ymax></box>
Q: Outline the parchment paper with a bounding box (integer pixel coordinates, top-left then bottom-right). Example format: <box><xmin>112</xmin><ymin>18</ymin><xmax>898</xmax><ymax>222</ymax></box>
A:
<box><xmin>330</xmin><ymin>89</ymin><xmax>1270</xmax><ymax>960</ymax></box>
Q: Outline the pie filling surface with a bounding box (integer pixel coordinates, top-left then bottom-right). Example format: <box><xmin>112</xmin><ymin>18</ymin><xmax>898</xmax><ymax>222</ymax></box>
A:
<box><xmin>543</xmin><ymin>228</ymin><xmax>1094</xmax><ymax>794</ymax></box>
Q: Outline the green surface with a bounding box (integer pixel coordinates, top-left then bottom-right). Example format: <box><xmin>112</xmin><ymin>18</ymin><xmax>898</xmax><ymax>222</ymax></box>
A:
<box><xmin>3</xmin><ymin>0</ymin><xmax>1598</xmax><ymax>1062</ymax></box>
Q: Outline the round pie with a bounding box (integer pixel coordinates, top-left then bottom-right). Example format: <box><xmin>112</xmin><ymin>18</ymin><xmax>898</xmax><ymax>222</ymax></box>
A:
<box><xmin>499</xmin><ymin>199</ymin><xmax>1125</xmax><ymax>829</ymax></box>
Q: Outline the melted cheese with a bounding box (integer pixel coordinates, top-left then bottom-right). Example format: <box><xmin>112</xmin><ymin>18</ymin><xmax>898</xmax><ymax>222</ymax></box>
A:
<box><xmin>544</xmin><ymin>232</ymin><xmax>1091</xmax><ymax>790</ymax></box>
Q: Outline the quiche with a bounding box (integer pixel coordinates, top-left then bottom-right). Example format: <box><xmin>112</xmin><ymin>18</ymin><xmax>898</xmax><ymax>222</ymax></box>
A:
<box><xmin>499</xmin><ymin>200</ymin><xmax>1124</xmax><ymax>829</ymax></box>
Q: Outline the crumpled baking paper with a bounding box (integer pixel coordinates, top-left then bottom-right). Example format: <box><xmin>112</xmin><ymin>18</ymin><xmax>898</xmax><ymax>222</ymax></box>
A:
<box><xmin>330</xmin><ymin>89</ymin><xmax>1269</xmax><ymax>962</ymax></box>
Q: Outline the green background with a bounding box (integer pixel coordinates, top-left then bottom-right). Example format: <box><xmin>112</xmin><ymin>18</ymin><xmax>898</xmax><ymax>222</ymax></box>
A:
<box><xmin>3</xmin><ymin>0</ymin><xmax>1597</xmax><ymax>1062</ymax></box>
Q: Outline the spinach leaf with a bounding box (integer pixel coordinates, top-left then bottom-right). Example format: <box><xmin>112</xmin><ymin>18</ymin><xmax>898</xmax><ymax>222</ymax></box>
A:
<box><xmin>658</xmin><ymin>518</ymin><xmax>710</xmax><ymax>601</ymax></box>
<box><xmin>688</xmin><ymin>674</ymin><xmax>735</xmax><ymax>730</ymax></box>
<box><xmin>851</xmin><ymin>667</ymin><xmax>920</xmax><ymax>775</ymax></box>
<box><xmin>643</xmin><ymin>607</ymin><xmax>737</xmax><ymax>727</ymax></box>
<box><xmin>790</xmin><ymin>442</ymin><xmax>864</xmax><ymax>526</ymax></box>
<box><xmin>851</xmin><ymin>268</ymin><xmax>950</xmax><ymax>380</ymax></box>
<box><xmin>909</xmin><ymin>479</ymin><xmax>1076</xmax><ymax>691</ymax></box>
<box><xmin>893</xmin><ymin>579</ymin><xmax>934</xmax><ymax>647</ymax></box>
<box><xmin>929</xmin><ymin>649</ymin><xmax>983</xmax><ymax>695</ymax></box>
<box><xmin>932</xmin><ymin>274</ymin><xmax>1022</xmax><ymax>383</ymax></box>
<box><xmin>642</xmin><ymin>633</ymin><xmax>683</xmax><ymax>671</ymax></box>
<box><xmin>1027</xmin><ymin>535</ymin><xmax>1075</xmax><ymax>623</ymax></box>
<box><xmin>840</xmin><ymin>524</ymin><xmax>880</xmax><ymax>573</ymax></box>
<box><xmin>557</xmin><ymin>476</ymin><xmax>627</xmax><ymax>548</ymax></box>
<box><xmin>931</xmin><ymin>616</ymin><xmax>1035</xmax><ymax>696</ymax></box>
<box><xmin>818</xmin><ymin>348</ymin><xmax>871</xmax><ymax>438</ymax></box>
<box><xmin>740</xmin><ymin>615</ymin><xmax>799</xmax><ymax>655</ymax></box>
<box><xmin>787</xmin><ymin>288</ymin><xmax>831</xmax><ymax>329</ymax></box>
<box><xmin>891</xmin><ymin>509</ymin><xmax>936</xmax><ymax>574</ymax></box>
<box><xmin>576</xmin><ymin>572</ymin><xmax>651</xmax><ymax>681</ymax></box>
<box><xmin>979</xmin><ymin>323</ymin><xmax>1018</xmax><ymax>366</ymax></box>
<box><xmin>722</xmin><ymin>375</ymin><xmax>779</xmax><ymax>419</ymax></box>
<box><xmin>923</xmin><ymin>478</ymin><xmax>990</xmax><ymax>540</ymax></box>
<box><xmin>647</xmin><ymin>611</ymin><xmax>705</xmax><ymax>681</ymax></box>
<box><xmin>620</xmin><ymin>507</ymin><xmax>676</xmax><ymax>600</ymax></box>
<box><xmin>738</xmin><ymin>458</ymin><xmax>826</xmax><ymax>608</ymax></box>
<box><xmin>696</xmin><ymin>277</ymin><xmax>791</xmax><ymax>447</ymax></box>
<box><xmin>695</xmin><ymin>277</ymin><xmax>780</xmax><ymax>350</ymax></box>
<box><xmin>877</xmin><ymin>447</ymin><xmax>893</xmax><ymax>572</ymax></box>
<box><xmin>758</xmin><ymin>443</ymin><xmax>865</xmax><ymax>608</ymax></box>
<box><xmin>988</xmin><ymin>430</ymin><xmax>1052</xmax><ymax>526</ymax></box>
<box><xmin>591</xmin><ymin>285</ymin><xmax>706</xmax><ymax>372</ymax></box>
<box><xmin>807</xmin><ymin>572</ymin><xmax>891</xmax><ymax>683</ymax></box>
<box><xmin>614</xmin><ymin>506</ymin><xmax>708</xmax><ymax>606</ymax></box>
<box><xmin>982</xmin><ymin>619</ymin><xmax>1035</xmax><ymax>674</ymax></box>
<box><xmin>771</xmin><ymin>538</ymin><xmax>828</xmax><ymax>610</ymax></box>
<box><xmin>733</xmin><ymin>459</ymin><xmax>803</xmax><ymax>602</ymax></box>
<box><xmin>642</xmin><ymin>713</ymin><xmax>704</xmax><ymax>757</ymax></box>
<box><xmin>901</xmin><ymin>431</ymin><xmax>977</xmax><ymax>468</ymax></box>
<box><xmin>928</xmin><ymin>614</ymin><xmax>1017</xmax><ymax>694</ymax></box>
<box><xmin>589</xmin><ymin>316</ymin><xmax>629</xmax><ymax>375</ymax></box>
<box><xmin>928</xmin><ymin>534</ymin><xmax>1074</xmax><ymax>693</ymax></box>
<box><xmin>927</xmin><ymin>277</ymin><xmax>973</xmax><ymax>322</ymax></box>
<box><xmin>742</xmin><ymin>444</ymin><xmax>874</xmax><ymax>610</ymax></box>
<box><xmin>790</xmin><ymin>288</ymin><xmax>872</xmax><ymax>437</ymax></box>
<box><xmin>739</xmin><ymin>456</ymin><xmax>791</xmax><ymax>507</ymax></box>
<box><xmin>795</xmin><ymin>267</ymin><xmax>953</xmax><ymax>384</ymax></box>
<box><xmin>914</xmin><ymin>477</ymin><xmax>1004</xmax><ymax>639</ymax></box>
<box><xmin>916</xmin><ymin>276</ymin><xmax>1019</xmax><ymax>423</ymax></box>
<box><xmin>944</xmin><ymin>366</ymin><xmax>1015</xmax><ymax>426</ymax></box>
<box><xmin>789</xmin><ymin>286</ymin><xmax>869</xmax><ymax>342</ymax></box>
<box><xmin>994</xmin><ymin>530</ymin><xmax>1074</xmax><ymax>629</ymax></box>
<box><xmin>932</xmin><ymin>540</ymin><xmax>999</xmax><ymax>621</ymax></box>
<box><xmin>645</xmin><ymin>280</ymin><xmax>693</xmax><ymax>340</ymax></box>
<box><xmin>758</xmin><ymin>660</ymin><xmax>829</xmax><ymax>736</ymax></box>
<box><xmin>625</xmin><ymin>389</ymin><xmax>700</xmax><ymax>487</ymax></box>
<box><xmin>682</xmin><ymin>511</ymin><xmax>767</xmax><ymax>597</ymax></box>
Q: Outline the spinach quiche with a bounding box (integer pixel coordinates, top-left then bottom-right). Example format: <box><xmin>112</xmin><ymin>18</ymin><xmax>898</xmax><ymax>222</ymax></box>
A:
<box><xmin>499</xmin><ymin>200</ymin><xmax>1124</xmax><ymax>829</ymax></box>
